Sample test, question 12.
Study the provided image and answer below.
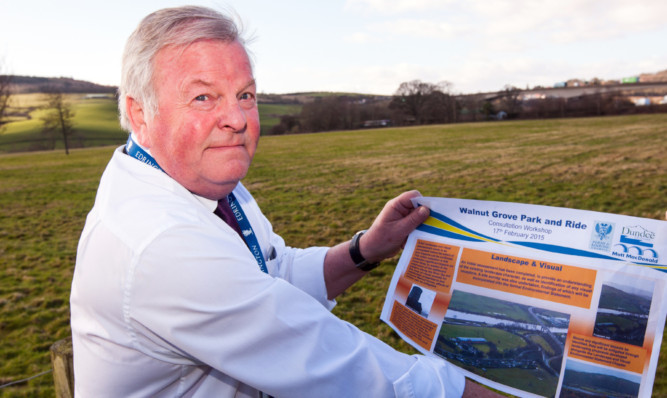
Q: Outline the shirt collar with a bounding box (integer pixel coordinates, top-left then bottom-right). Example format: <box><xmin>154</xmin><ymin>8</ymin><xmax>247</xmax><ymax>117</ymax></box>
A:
<box><xmin>192</xmin><ymin>183</ymin><xmax>240</xmax><ymax>213</ymax></box>
<box><xmin>194</xmin><ymin>194</ymin><xmax>218</xmax><ymax>213</ymax></box>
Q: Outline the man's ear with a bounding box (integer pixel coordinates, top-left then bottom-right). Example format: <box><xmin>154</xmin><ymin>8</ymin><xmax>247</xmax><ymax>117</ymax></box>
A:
<box><xmin>126</xmin><ymin>96</ymin><xmax>151</xmax><ymax>148</ymax></box>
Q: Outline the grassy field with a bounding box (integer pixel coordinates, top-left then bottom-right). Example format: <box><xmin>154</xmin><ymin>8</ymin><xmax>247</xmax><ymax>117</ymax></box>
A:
<box><xmin>0</xmin><ymin>114</ymin><xmax>666</xmax><ymax>396</ymax></box>
<box><xmin>0</xmin><ymin>94</ymin><xmax>126</xmax><ymax>153</ymax></box>
<box><xmin>258</xmin><ymin>103</ymin><xmax>301</xmax><ymax>134</ymax></box>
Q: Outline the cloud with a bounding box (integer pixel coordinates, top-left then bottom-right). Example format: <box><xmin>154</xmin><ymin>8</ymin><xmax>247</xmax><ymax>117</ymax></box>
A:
<box><xmin>345</xmin><ymin>0</ymin><xmax>667</xmax><ymax>51</ymax></box>
<box><xmin>258</xmin><ymin>61</ymin><xmax>452</xmax><ymax>95</ymax></box>
<box><xmin>365</xmin><ymin>19</ymin><xmax>462</xmax><ymax>40</ymax></box>
<box><xmin>343</xmin><ymin>31</ymin><xmax>380</xmax><ymax>44</ymax></box>
<box><xmin>344</xmin><ymin>0</ymin><xmax>456</xmax><ymax>14</ymax></box>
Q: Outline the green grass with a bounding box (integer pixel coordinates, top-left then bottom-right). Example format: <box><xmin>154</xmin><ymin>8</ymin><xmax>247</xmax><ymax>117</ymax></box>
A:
<box><xmin>0</xmin><ymin>94</ymin><xmax>126</xmax><ymax>152</ymax></box>
<box><xmin>438</xmin><ymin>324</ymin><xmax>527</xmax><ymax>351</ymax></box>
<box><xmin>1</xmin><ymin>114</ymin><xmax>666</xmax><ymax>396</ymax></box>
<box><xmin>258</xmin><ymin>103</ymin><xmax>301</xmax><ymax>134</ymax></box>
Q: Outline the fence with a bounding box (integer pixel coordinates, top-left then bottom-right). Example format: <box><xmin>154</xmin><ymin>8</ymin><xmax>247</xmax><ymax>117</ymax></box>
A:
<box><xmin>50</xmin><ymin>338</ymin><xmax>74</xmax><ymax>398</ymax></box>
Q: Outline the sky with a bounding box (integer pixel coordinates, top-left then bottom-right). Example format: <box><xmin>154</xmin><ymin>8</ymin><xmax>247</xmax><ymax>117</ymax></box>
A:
<box><xmin>1</xmin><ymin>0</ymin><xmax>666</xmax><ymax>95</ymax></box>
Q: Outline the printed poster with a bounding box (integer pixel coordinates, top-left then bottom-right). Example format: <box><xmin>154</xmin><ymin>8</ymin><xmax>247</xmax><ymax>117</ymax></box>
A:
<box><xmin>381</xmin><ymin>198</ymin><xmax>667</xmax><ymax>398</ymax></box>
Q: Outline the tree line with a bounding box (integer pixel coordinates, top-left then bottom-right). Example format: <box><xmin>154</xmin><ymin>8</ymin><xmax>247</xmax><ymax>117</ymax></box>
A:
<box><xmin>269</xmin><ymin>80</ymin><xmax>667</xmax><ymax>135</ymax></box>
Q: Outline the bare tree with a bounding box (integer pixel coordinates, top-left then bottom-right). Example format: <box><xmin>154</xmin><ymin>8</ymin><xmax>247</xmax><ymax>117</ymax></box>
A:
<box><xmin>0</xmin><ymin>59</ymin><xmax>12</xmax><ymax>129</ymax></box>
<box><xmin>390</xmin><ymin>80</ymin><xmax>436</xmax><ymax>124</ymax></box>
<box><xmin>41</xmin><ymin>89</ymin><xmax>76</xmax><ymax>154</ymax></box>
<box><xmin>390</xmin><ymin>80</ymin><xmax>458</xmax><ymax>125</ymax></box>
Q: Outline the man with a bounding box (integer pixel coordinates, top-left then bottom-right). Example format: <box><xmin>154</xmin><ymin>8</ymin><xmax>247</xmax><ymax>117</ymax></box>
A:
<box><xmin>71</xmin><ymin>6</ymin><xmax>499</xmax><ymax>397</ymax></box>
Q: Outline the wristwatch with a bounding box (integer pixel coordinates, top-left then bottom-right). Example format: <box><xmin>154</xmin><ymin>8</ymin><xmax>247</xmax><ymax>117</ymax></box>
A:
<box><xmin>349</xmin><ymin>230</ymin><xmax>380</xmax><ymax>271</ymax></box>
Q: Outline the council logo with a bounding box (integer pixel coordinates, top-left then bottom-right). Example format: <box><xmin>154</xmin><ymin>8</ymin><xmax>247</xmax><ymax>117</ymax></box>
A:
<box><xmin>589</xmin><ymin>221</ymin><xmax>614</xmax><ymax>252</ymax></box>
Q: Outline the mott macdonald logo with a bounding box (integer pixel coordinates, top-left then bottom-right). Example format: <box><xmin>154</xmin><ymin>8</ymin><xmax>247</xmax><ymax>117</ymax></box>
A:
<box><xmin>612</xmin><ymin>225</ymin><xmax>659</xmax><ymax>264</ymax></box>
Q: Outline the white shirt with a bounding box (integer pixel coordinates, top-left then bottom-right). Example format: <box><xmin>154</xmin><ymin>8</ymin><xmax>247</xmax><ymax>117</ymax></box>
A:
<box><xmin>70</xmin><ymin>145</ymin><xmax>465</xmax><ymax>398</ymax></box>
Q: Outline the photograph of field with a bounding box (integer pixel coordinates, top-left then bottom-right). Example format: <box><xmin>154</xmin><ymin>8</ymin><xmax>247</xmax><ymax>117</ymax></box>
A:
<box><xmin>593</xmin><ymin>280</ymin><xmax>653</xmax><ymax>347</ymax></box>
<box><xmin>1</xmin><ymin>113</ymin><xmax>666</xmax><ymax>396</ymax></box>
<box><xmin>560</xmin><ymin>359</ymin><xmax>641</xmax><ymax>398</ymax></box>
<box><xmin>435</xmin><ymin>290</ymin><xmax>570</xmax><ymax>397</ymax></box>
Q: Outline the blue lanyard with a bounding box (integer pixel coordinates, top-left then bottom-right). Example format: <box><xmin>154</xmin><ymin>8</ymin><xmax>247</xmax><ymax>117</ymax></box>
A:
<box><xmin>125</xmin><ymin>135</ymin><xmax>163</xmax><ymax>172</ymax></box>
<box><xmin>226</xmin><ymin>193</ymin><xmax>268</xmax><ymax>274</ymax></box>
<box><xmin>125</xmin><ymin>135</ymin><xmax>268</xmax><ymax>274</ymax></box>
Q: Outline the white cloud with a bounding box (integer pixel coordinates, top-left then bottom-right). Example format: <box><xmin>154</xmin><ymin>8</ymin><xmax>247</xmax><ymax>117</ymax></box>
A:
<box><xmin>365</xmin><ymin>19</ymin><xmax>462</xmax><ymax>39</ymax></box>
<box><xmin>343</xmin><ymin>31</ymin><xmax>380</xmax><ymax>44</ymax></box>
<box><xmin>344</xmin><ymin>0</ymin><xmax>456</xmax><ymax>14</ymax></box>
<box><xmin>345</xmin><ymin>0</ymin><xmax>667</xmax><ymax>52</ymax></box>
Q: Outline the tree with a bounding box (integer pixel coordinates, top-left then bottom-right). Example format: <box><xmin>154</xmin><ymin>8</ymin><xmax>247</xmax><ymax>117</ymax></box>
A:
<box><xmin>499</xmin><ymin>85</ymin><xmax>522</xmax><ymax>118</ymax></box>
<box><xmin>0</xmin><ymin>59</ymin><xmax>12</xmax><ymax>129</ymax></box>
<box><xmin>390</xmin><ymin>80</ymin><xmax>457</xmax><ymax>125</ymax></box>
<box><xmin>481</xmin><ymin>101</ymin><xmax>495</xmax><ymax>120</ymax></box>
<box><xmin>459</xmin><ymin>95</ymin><xmax>485</xmax><ymax>122</ymax></box>
<box><xmin>270</xmin><ymin>114</ymin><xmax>300</xmax><ymax>135</ymax></box>
<box><xmin>299</xmin><ymin>96</ymin><xmax>369</xmax><ymax>133</ymax></box>
<box><xmin>390</xmin><ymin>80</ymin><xmax>435</xmax><ymax>124</ymax></box>
<box><xmin>41</xmin><ymin>89</ymin><xmax>76</xmax><ymax>154</ymax></box>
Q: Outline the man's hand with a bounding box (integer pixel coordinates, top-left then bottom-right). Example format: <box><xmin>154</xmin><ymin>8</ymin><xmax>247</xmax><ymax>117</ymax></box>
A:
<box><xmin>359</xmin><ymin>190</ymin><xmax>430</xmax><ymax>264</ymax></box>
<box><xmin>462</xmin><ymin>379</ymin><xmax>506</xmax><ymax>397</ymax></box>
<box><xmin>324</xmin><ymin>191</ymin><xmax>430</xmax><ymax>299</ymax></box>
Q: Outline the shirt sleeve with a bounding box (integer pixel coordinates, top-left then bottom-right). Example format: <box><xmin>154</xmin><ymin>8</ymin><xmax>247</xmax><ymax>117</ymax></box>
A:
<box><xmin>267</xmin><ymin>233</ymin><xmax>334</xmax><ymax>309</ymax></box>
<box><xmin>232</xmin><ymin>183</ymin><xmax>334</xmax><ymax>309</ymax></box>
<box><xmin>126</xmin><ymin>222</ymin><xmax>465</xmax><ymax>398</ymax></box>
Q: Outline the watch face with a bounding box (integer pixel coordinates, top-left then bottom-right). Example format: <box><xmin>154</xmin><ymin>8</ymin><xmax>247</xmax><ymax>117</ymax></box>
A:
<box><xmin>350</xmin><ymin>229</ymin><xmax>379</xmax><ymax>271</ymax></box>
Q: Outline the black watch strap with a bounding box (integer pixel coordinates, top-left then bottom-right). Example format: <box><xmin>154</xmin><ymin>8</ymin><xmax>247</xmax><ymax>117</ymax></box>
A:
<box><xmin>349</xmin><ymin>230</ymin><xmax>380</xmax><ymax>271</ymax></box>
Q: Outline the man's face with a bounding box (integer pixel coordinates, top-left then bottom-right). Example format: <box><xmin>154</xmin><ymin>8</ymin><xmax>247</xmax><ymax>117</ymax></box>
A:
<box><xmin>139</xmin><ymin>39</ymin><xmax>260</xmax><ymax>200</ymax></box>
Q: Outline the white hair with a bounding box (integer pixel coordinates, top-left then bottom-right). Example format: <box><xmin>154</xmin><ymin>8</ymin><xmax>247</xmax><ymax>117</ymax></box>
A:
<box><xmin>118</xmin><ymin>6</ymin><xmax>249</xmax><ymax>131</ymax></box>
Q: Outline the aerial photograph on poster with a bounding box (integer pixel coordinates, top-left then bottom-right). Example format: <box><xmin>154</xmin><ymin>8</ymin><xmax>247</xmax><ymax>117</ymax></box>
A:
<box><xmin>435</xmin><ymin>290</ymin><xmax>570</xmax><ymax>397</ymax></box>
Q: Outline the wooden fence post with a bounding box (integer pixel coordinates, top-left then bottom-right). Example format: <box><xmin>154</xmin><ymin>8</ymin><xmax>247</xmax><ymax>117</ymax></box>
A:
<box><xmin>50</xmin><ymin>337</ymin><xmax>74</xmax><ymax>398</ymax></box>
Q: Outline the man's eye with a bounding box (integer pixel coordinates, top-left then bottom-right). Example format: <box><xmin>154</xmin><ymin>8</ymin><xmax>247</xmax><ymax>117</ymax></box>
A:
<box><xmin>239</xmin><ymin>92</ymin><xmax>255</xmax><ymax>101</ymax></box>
<box><xmin>195</xmin><ymin>94</ymin><xmax>208</xmax><ymax>101</ymax></box>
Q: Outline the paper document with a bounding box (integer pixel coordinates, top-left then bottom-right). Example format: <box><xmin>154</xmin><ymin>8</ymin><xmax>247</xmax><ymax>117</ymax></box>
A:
<box><xmin>381</xmin><ymin>198</ymin><xmax>667</xmax><ymax>398</ymax></box>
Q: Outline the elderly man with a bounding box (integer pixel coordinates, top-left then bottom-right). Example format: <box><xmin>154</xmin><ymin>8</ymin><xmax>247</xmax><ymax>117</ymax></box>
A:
<box><xmin>71</xmin><ymin>6</ymin><xmax>499</xmax><ymax>397</ymax></box>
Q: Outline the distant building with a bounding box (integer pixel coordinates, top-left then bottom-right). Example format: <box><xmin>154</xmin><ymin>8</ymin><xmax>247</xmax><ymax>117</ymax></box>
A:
<box><xmin>455</xmin><ymin>337</ymin><xmax>487</xmax><ymax>343</ymax></box>
<box><xmin>362</xmin><ymin>119</ymin><xmax>392</xmax><ymax>128</ymax></box>
<box><xmin>629</xmin><ymin>96</ymin><xmax>664</xmax><ymax>106</ymax></box>
<box><xmin>622</xmin><ymin>76</ymin><xmax>640</xmax><ymax>84</ymax></box>
<box><xmin>84</xmin><ymin>94</ymin><xmax>112</xmax><ymax>99</ymax></box>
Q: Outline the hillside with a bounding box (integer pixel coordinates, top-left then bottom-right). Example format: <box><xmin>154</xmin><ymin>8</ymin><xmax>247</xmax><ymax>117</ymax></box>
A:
<box><xmin>4</xmin><ymin>69</ymin><xmax>666</xmax><ymax>98</ymax></box>
<box><xmin>640</xmin><ymin>69</ymin><xmax>667</xmax><ymax>83</ymax></box>
<box><xmin>4</xmin><ymin>75</ymin><xmax>117</xmax><ymax>94</ymax></box>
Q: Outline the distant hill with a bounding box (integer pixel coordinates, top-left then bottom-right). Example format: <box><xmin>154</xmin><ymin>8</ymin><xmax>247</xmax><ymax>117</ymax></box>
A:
<box><xmin>3</xmin><ymin>75</ymin><xmax>117</xmax><ymax>94</ymax></box>
<box><xmin>3</xmin><ymin>68</ymin><xmax>666</xmax><ymax>98</ymax></box>
<box><xmin>639</xmin><ymin>69</ymin><xmax>667</xmax><ymax>83</ymax></box>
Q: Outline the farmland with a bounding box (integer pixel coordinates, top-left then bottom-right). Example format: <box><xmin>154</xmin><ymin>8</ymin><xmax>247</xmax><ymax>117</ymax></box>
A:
<box><xmin>0</xmin><ymin>113</ymin><xmax>666</xmax><ymax>396</ymax></box>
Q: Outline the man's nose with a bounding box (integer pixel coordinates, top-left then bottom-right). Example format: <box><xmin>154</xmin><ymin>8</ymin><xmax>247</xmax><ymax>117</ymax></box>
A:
<box><xmin>217</xmin><ymin>100</ymin><xmax>247</xmax><ymax>132</ymax></box>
